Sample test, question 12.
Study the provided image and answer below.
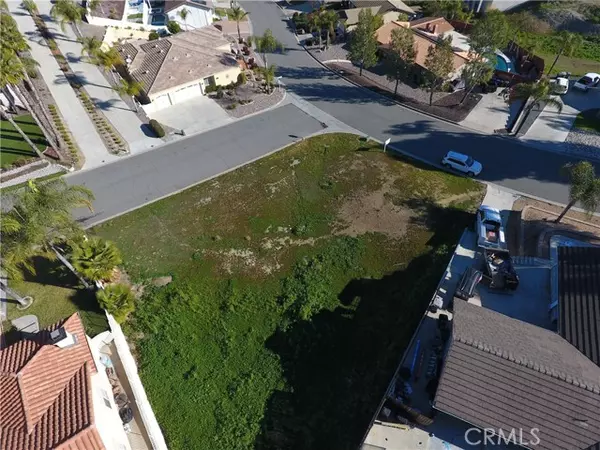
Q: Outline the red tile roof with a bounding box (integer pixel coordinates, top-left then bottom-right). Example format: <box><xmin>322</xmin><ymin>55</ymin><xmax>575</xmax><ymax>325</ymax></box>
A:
<box><xmin>0</xmin><ymin>313</ymin><xmax>104</xmax><ymax>450</ymax></box>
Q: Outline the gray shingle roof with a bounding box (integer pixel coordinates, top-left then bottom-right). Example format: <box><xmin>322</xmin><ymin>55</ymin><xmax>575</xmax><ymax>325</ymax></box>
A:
<box><xmin>117</xmin><ymin>27</ymin><xmax>237</xmax><ymax>96</ymax></box>
<box><xmin>434</xmin><ymin>300</ymin><xmax>600</xmax><ymax>450</ymax></box>
<box><xmin>559</xmin><ymin>246</ymin><xmax>600</xmax><ymax>367</ymax></box>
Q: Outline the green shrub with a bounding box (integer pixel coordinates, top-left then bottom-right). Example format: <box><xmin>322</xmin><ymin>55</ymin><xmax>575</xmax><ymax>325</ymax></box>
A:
<box><xmin>226</xmin><ymin>103</ymin><xmax>237</xmax><ymax>110</ymax></box>
<box><xmin>96</xmin><ymin>284</ymin><xmax>135</xmax><ymax>323</ymax></box>
<box><xmin>216</xmin><ymin>90</ymin><xmax>224</xmax><ymax>99</ymax></box>
<box><xmin>148</xmin><ymin>30</ymin><xmax>159</xmax><ymax>40</ymax></box>
<box><xmin>204</xmin><ymin>84</ymin><xmax>217</xmax><ymax>93</ymax></box>
<box><xmin>149</xmin><ymin>119</ymin><xmax>165</xmax><ymax>137</ymax></box>
<box><xmin>237</xmin><ymin>71</ymin><xmax>247</xmax><ymax>85</ymax></box>
<box><xmin>167</xmin><ymin>21</ymin><xmax>181</xmax><ymax>34</ymax></box>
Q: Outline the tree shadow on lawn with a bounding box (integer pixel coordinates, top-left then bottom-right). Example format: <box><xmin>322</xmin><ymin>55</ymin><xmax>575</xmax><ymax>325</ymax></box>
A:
<box><xmin>22</xmin><ymin>256</ymin><xmax>80</xmax><ymax>289</ymax></box>
<box><xmin>255</xmin><ymin>204</ymin><xmax>473</xmax><ymax>450</ymax></box>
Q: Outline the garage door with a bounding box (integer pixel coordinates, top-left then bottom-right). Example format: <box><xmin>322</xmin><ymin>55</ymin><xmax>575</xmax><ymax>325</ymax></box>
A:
<box><xmin>170</xmin><ymin>83</ymin><xmax>202</xmax><ymax>105</ymax></box>
<box><xmin>152</xmin><ymin>94</ymin><xmax>172</xmax><ymax>111</ymax></box>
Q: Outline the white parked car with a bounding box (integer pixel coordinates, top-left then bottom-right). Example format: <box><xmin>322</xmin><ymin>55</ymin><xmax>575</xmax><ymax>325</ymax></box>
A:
<box><xmin>476</xmin><ymin>206</ymin><xmax>507</xmax><ymax>250</ymax></box>
<box><xmin>573</xmin><ymin>73</ymin><xmax>600</xmax><ymax>92</ymax></box>
<box><xmin>550</xmin><ymin>76</ymin><xmax>569</xmax><ymax>95</ymax></box>
<box><xmin>441</xmin><ymin>151</ymin><xmax>482</xmax><ymax>177</ymax></box>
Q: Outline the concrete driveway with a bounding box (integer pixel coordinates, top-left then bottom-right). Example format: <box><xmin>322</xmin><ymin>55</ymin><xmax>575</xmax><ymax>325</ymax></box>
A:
<box><xmin>149</xmin><ymin>95</ymin><xmax>233</xmax><ymax>136</ymax></box>
<box><xmin>520</xmin><ymin>84</ymin><xmax>600</xmax><ymax>149</ymax></box>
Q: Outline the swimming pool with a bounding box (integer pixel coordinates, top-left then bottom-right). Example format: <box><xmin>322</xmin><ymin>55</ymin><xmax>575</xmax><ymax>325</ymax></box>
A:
<box><xmin>495</xmin><ymin>53</ymin><xmax>516</xmax><ymax>73</ymax></box>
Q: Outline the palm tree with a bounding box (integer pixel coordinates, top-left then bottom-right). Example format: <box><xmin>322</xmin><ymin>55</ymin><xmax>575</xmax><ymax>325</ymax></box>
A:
<box><xmin>0</xmin><ymin>49</ymin><xmax>46</xmax><ymax>159</ymax></box>
<box><xmin>510</xmin><ymin>79</ymin><xmax>563</xmax><ymax>116</ymax></box>
<box><xmin>227</xmin><ymin>6</ymin><xmax>248</xmax><ymax>43</ymax></box>
<box><xmin>114</xmin><ymin>78</ymin><xmax>143</xmax><ymax>112</ymax></box>
<box><xmin>70</xmin><ymin>237</ymin><xmax>122</xmax><ymax>283</ymax></box>
<box><xmin>555</xmin><ymin>162</ymin><xmax>600</xmax><ymax>223</ymax></box>
<box><xmin>252</xmin><ymin>29</ymin><xmax>283</xmax><ymax>69</ymax></box>
<box><xmin>259</xmin><ymin>64</ymin><xmax>276</xmax><ymax>93</ymax></box>
<box><xmin>50</xmin><ymin>0</ymin><xmax>85</xmax><ymax>37</ymax></box>
<box><xmin>547</xmin><ymin>31</ymin><xmax>583</xmax><ymax>75</ymax></box>
<box><xmin>1</xmin><ymin>216</ymin><xmax>36</xmax><ymax>308</ymax></box>
<box><xmin>87</xmin><ymin>0</ymin><xmax>100</xmax><ymax>14</ymax></box>
<box><xmin>320</xmin><ymin>9</ymin><xmax>338</xmax><ymax>50</ymax></box>
<box><xmin>21</xmin><ymin>0</ymin><xmax>37</xmax><ymax>15</ymax></box>
<box><xmin>97</xmin><ymin>284</ymin><xmax>135</xmax><ymax>323</ymax></box>
<box><xmin>96</xmin><ymin>47</ymin><xmax>123</xmax><ymax>84</ymax></box>
<box><xmin>178</xmin><ymin>7</ymin><xmax>189</xmax><ymax>31</ymax></box>
<box><xmin>307</xmin><ymin>11</ymin><xmax>322</xmax><ymax>49</ymax></box>
<box><xmin>79</xmin><ymin>36</ymin><xmax>103</xmax><ymax>63</ymax></box>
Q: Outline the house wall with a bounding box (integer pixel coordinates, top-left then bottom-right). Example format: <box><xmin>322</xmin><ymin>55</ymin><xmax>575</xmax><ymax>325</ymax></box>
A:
<box><xmin>144</xmin><ymin>65</ymin><xmax>241</xmax><ymax>112</ymax></box>
<box><xmin>88</xmin><ymin>333</ymin><xmax>132</xmax><ymax>450</ymax></box>
<box><xmin>167</xmin><ymin>5</ymin><xmax>212</xmax><ymax>31</ymax></box>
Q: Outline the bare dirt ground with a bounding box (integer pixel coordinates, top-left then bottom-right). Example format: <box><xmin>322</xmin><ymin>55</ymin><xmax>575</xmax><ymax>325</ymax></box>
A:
<box><xmin>512</xmin><ymin>198</ymin><xmax>600</xmax><ymax>257</ymax></box>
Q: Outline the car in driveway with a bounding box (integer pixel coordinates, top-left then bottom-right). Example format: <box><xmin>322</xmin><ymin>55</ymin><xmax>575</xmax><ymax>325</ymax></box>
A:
<box><xmin>550</xmin><ymin>73</ymin><xmax>570</xmax><ymax>95</ymax></box>
<box><xmin>476</xmin><ymin>206</ymin><xmax>507</xmax><ymax>250</ymax></box>
<box><xmin>441</xmin><ymin>151</ymin><xmax>482</xmax><ymax>177</ymax></box>
<box><xmin>573</xmin><ymin>73</ymin><xmax>600</xmax><ymax>92</ymax></box>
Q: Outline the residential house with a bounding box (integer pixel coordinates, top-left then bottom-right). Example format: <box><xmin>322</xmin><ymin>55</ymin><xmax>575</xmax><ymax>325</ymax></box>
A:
<box><xmin>338</xmin><ymin>0</ymin><xmax>415</xmax><ymax>31</ymax></box>
<box><xmin>164</xmin><ymin>0</ymin><xmax>213</xmax><ymax>30</ymax></box>
<box><xmin>434</xmin><ymin>299</ymin><xmax>600</xmax><ymax>450</ymax></box>
<box><xmin>465</xmin><ymin>0</ymin><xmax>530</xmax><ymax>14</ymax></box>
<box><xmin>116</xmin><ymin>26</ymin><xmax>241</xmax><ymax>112</ymax></box>
<box><xmin>0</xmin><ymin>313</ymin><xmax>131</xmax><ymax>450</ymax></box>
<box><xmin>375</xmin><ymin>17</ymin><xmax>472</xmax><ymax>77</ymax></box>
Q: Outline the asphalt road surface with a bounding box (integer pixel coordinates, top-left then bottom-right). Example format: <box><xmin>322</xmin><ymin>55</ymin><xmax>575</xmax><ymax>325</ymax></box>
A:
<box><xmin>243</xmin><ymin>0</ymin><xmax>600</xmax><ymax>208</ymax></box>
<box><xmin>69</xmin><ymin>104</ymin><xmax>325</xmax><ymax>226</ymax></box>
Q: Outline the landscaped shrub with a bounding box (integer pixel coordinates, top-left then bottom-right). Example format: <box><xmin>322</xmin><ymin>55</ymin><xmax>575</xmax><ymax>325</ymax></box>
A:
<box><xmin>216</xmin><ymin>90</ymin><xmax>224</xmax><ymax>99</ymax></box>
<box><xmin>96</xmin><ymin>284</ymin><xmax>135</xmax><ymax>323</ymax></box>
<box><xmin>149</xmin><ymin>119</ymin><xmax>165</xmax><ymax>137</ymax></box>
<box><xmin>204</xmin><ymin>84</ymin><xmax>217</xmax><ymax>93</ymax></box>
<box><xmin>237</xmin><ymin>71</ymin><xmax>247</xmax><ymax>85</ymax></box>
<box><xmin>167</xmin><ymin>21</ymin><xmax>181</xmax><ymax>34</ymax></box>
<box><xmin>226</xmin><ymin>103</ymin><xmax>237</xmax><ymax>110</ymax></box>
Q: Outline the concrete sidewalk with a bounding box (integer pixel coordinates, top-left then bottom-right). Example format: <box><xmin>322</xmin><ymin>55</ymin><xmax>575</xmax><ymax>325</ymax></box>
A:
<box><xmin>34</xmin><ymin>1</ymin><xmax>158</xmax><ymax>154</ymax></box>
<box><xmin>8</xmin><ymin>1</ymin><xmax>116</xmax><ymax>170</ymax></box>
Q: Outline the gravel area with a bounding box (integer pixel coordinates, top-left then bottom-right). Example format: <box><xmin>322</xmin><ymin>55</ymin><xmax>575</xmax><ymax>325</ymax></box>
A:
<box><xmin>565</xmin><ymin>128</ymin><xmax>600</xmax><ymax>160</ymax></box>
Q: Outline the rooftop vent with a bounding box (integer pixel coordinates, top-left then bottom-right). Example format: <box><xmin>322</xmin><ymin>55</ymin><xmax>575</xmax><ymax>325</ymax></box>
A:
<box><xmin>188</xmin><ymin>69</ymin><xmax>193</xmax><ymax>73</ymax></box>
<box><xmin>49</xmin><ymin>327</ymin><xmax>77</xmax><ymax>348</ymax></box>
<box><xmin>153</xmin><ymin>44</ymin><xmax>158</xmax><ymax>48</ymax></box>
<box><xmin>185</xmin><ymin>53</ymin><xmax>191</xmax><ymax>57</ymax></box>
<box><xmin>143</xmin><ymin>70</ymin><xmax>149</xmax><ymax>74</ymax></box>
<box><xmin>172</xmin><ymin>56</ymin><xmax>178</xmax><ymax>61</ymax></box>
<box><xmin>169</xmin><ymin>75</ymin><xmax>174</xmax><ymax>80</ymax></box>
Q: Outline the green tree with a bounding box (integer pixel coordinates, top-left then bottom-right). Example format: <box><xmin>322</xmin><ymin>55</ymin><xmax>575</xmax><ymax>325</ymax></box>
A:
<box><xmin>21</xmin><ymin>0</ymin><xmax>38</xmax><ymax>14</ymax></box>
<box><xmin>307</xmin><ymin>11</ymin><xmax>322</xmax><ymax>48</ymax></box>
<box><xmin>167</xmin><ymin>20</ymin><xmax>181</xmax><ymax>34</ymax></box>
<box><xmin>114</xmin><ymin>78</ymin><xmax>143</xmax><ymax>111</ymax></box>
<box><xmin>97</xmin><ymin>284</ymin><xmax>135</xmax><ymax>323</ymax></box>
<box><xmin>1</xmin><ymin>180</ymin><xmax>95</xmax><ymax>305</ymax></box>
<box><xmin>78</xmin><ymin>36</ymin><xmax>102</xmax><ymax>63</ymax></box>
<box><xmin>0</xmin><ymin>49</ymin><xmax>46</xmax><ymax>159</ymax></box>
<box><xmin>71</xmin><ymin>237</ymin><xmax>122</xmax><ymax>283</ymax></box>
<box><xmin>320</xmin><ymin>9</ymin><xmax>338</xmax><ymax>49</ymax></box>
<box><xmin>510</xmin><ymin>79</ymin><xmax>563</xmax><ymax>116</ymax></box>
<box><xmin>348</xmin><ymin>8</ymin><xmax>379</xmax><ymax>76</ymax></box>
<box><xmin>87</xmin><ymin>0</ymin><xmax>100</xmax><ymax>13</ymax></box>
<box><xmin>252</xmin><ymin>29</ymin><xmax>283</xmax><ymax>68</ymax></box>
<box><xmin>469</xmin><ymin>9</ymin><xmax>510</xmax><ymax>52</ymax></box>
<box><xmin>385</xmin><ymin>26</ymin><xmax>415</xmax><ymax>96</ymax></box>
<box><xmin>96</xmin><ymin>47</ymin><xmax>123</xmax><ymax>84</ymax></box>
<box><xmin>227</xmin><ymin>6</ymin><xmax>249</xmax><ymax>43</ymax></box>
<box><xmin>397</xmin><ymin>12</ymin><xmax>408</xmax><ymax>22</ymax></box>
<box><xmin>424</xmin><ymin>0</ymin><xmax>465</xmax><ymax>20</ymax></box>
<box><xmin>424</xmin><ymin>35</ymin><xmax>453</xmax><ymax>106</ymax></box>
<box><xmin>555</xmin><ymin>162</ymin><xmax>600</xmax><ymax>223</ymax></box>
<box><xmin>546</xmin><ymin>31</ymin><xmax>583</xmax><ymax>75</ymax></box>
<box><xmin>178</xmin><ymin>7</ymin><xmax>189</xmax><ymax>31</ymax></box>
<box><xmin>259</xmin><ymin>64</ymin><xmax>277</xmax><ymax>93</ymax></box>
<box><xmin>460</xmin><ymin>57</ymin><xmax>494</xmax><ymax>104</ymax></box>
<box><xmin>50</xmin><ymin>0</ymin><xmax>85</xmax><ymax>36</ymax></box>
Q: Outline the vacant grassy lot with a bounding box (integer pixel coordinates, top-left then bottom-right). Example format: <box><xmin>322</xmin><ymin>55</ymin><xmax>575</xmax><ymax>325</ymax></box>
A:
<box><xmin>0</xmin><ymin>114</ymin><xmax>46</xmax><ymax>168</ymax></box>
<box><xmin>4</xmin><ymin>258</ymin><xmax>108</xmax><ymax>337</ymax></box>
<box><xmin>94</xmin><ymin>133</ymin><xmax>484</xmax><ymax>450</ymax></box>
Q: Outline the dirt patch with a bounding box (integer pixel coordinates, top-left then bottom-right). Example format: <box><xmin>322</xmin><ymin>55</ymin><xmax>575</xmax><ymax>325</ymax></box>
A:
<box><xmin>335</xmin><ymin>176</ymin><xmax>412</xmax><ymax>239</ymax></box>
<box><xmin>512</xmin><ymin>198</ymin><xmax>600</xmax><ymax>256</ymax></box>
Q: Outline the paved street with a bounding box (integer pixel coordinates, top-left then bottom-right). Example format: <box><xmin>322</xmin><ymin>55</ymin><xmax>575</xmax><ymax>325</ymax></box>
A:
<box><xmin>243</xmin><ymin>0</ymin><xmax>600</xmax><ymax>208</ymax></box>
<box><xmin>69</xmin><ymin>104</ymin><xmax>326</xmax><ymax>226</ymax></box>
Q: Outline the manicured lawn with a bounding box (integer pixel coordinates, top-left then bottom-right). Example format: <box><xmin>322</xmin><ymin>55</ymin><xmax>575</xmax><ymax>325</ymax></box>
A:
<box><xmin>574</xmin><ymin>109</ymin><xmax>600</xmax><ymax>133</ymax></box>
<box><xmin>4</xmin><ymin>258</ymin><xmax>108</xmax><ymax>337</ymax></box>
<box><xmin>94</xmin><ymin>133</ymin><xmax>484</xmax><ymax>450</ymax></box>
<box><xmin>0</xmin><ymin>114</ymin><xmax>47</xmax><ymax>168</ymax></box>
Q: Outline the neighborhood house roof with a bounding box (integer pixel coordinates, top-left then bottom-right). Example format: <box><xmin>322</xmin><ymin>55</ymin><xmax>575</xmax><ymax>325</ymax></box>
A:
<box><xmin>0</xmin><ymin>313</ymin><xmax>103</xmax><ymax>450</ymax></box>
<box><xmin>164</xmin><ymin>0</ymin><xmax>211</xmax><ymax>13</ymax></box>
<box><xmin>558</xmin><ymin>246</ymin><xmax>600</xmax><ymax>367</ymax></box>
<box><xmin>352</xmin><ymin>0</ymin><xmax>414</xmax><ymax>15</ymax></box>
<box><xmin>117</xmin><ymin>26</ymin><xmax>237</xmax><ymax>97</ymax></box>
<box><xmin>376</xmin><ymin>20</ymin><xmax>468</xmax><ymax>72</ymax></box>
<box><xmin>434</xmin><ymin>300</ymin><xmax>600</xmax><ymax>450</ymax></box>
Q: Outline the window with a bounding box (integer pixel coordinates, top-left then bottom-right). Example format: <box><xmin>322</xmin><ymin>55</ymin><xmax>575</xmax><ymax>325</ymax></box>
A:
<box><xmin>100</xmin><ymin>388</ymin><xmax>112</xmax><ymax>409</ymax></box>
<box><xmin>465</xmin><ymin>156</ymin><xmax>474</xmax><ymax>166</ymax></box>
